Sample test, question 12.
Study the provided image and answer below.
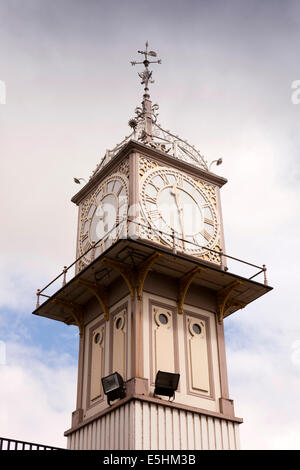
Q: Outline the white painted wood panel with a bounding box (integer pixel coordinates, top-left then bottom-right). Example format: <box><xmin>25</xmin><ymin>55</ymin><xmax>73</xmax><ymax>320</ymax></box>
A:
<box><xmin>165</xmin><ymin>407</ymin><xmax>173</xmax><ymax>450</ymax></box>
<box><xmin>187</xmin><ymin>412</ymin><xmax>195</xmax><ymax>450</ymax></box>
<box><xmin>150</xmin><ymin>403</ymin><xmax>158</xmax><ymax>450</ymax></box>
<box><xmin>67</xmin><ymin>400</ymin><xmax>241</xmax><ymax>450</ymax></box>
<box><xmin>194</xmin><ymin>414</ymin><xmax>201</xmax><ymax>449</ymax></box>
<box><xmin>221</xmin><ymin>420</ymin><xmax>229</xmax><ymax>450</ymax></box>
<box><xmin>179</xmin><ymin>410</ymin><xmax>187</xmax><ymax>449</ymax></box>
<box><xmin>215</xmin><ymin>418</ymin><xmax>222</xmax><ymax>450</ymax></box>
<box><xmin>200</xmin><ymin>415</ymin><xmax>209</xmax><ymax>449</ymax></box>
<box><xmin>119</xmin><ymin>404</ymin><xmax>124</xmax><ymax>450</ymax></box>
<box><xmin>134</xmin><ymin>400</ymin><xmax>143</xmax><ymax>450</ymax></box>
<box><xmin>172</xmin><ymin>409</ymin><xmax>180</xmax><ymax>449</ymax></box>
<box><xmin>157</xmin><ymin>405</ymin><xmax>165</xmax><ymax>450</ymax></box>
<box><xmin>142</xmin><ymin>402</ymin><xmax>150</xmax><ymax>450</ymax></box>
<box><xmin>234</xmin><ymin>423</ymin><xmax>240</xmax><ymax>449</ymax></box>
<box><xmin>228</xmin><ymin>420</ymin><xmax>235</xmax><ymax>449</ymax></box>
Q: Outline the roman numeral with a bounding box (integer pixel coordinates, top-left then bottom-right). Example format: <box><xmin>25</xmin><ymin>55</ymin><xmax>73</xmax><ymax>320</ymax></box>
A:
<box><xmin>204</xmin><ymin>217</ymin><xmax>214</xmax><ymax>226</ymax></box>
<box><xmin>201</xmin><ymin>229</ymin><xmax>212</xmax><ymax>242</ymax></box>
<box><xmin>176</xmin><ymin>174</ymin><xmax>183</xmax><ymax>187</ymax></box>
<box><xmin>149</xmin><ymin>209</ymin><xmax>160</xmax><ymax>221</ymax></box>
<box><xmin>116</xmin><ymin>186</ymin><xmax>123</xmax><ymax>196</ymax></box>
<box><xmin>98</xmin><ymin>241</ymin><xmax>105</xmax><ymax>254</ymax></box>
<box><xmin>116</xmin><ymin>214</ymin><xmax>126</xmax><ymax>225</ymax></box>
<box><xmin>160</xmin><ymin>173</ymin><xmax>169</xmax><ymax>185</ymax></box>
<box><xmin>145</xmin><ymin>195</ymin><xmax>157</xmax><ymax>205</ymax></box>
<box><xmin>150</xmin><ymin>182</ymin><xmax>160</xmax><ymax>192</ymax></box>
<box><xmin>83</xmin><ymin>241</ymin><xmax>90</xmax><ymax>253</ymax></box>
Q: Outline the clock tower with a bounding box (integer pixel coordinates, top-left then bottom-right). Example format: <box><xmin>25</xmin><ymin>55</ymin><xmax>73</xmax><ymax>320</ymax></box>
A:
<box><xmin>33</xmin><ymin>43</ymin><xmax>272</xmax><ymax>450</ymax></box>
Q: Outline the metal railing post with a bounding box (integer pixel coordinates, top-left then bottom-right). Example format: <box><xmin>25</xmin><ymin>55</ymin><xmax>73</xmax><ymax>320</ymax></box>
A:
<box><xmin>263</xmin><ymin>264</ymin><xmax>268</xmax><ymax>286</ymax></box>
<box><xmin>91</xmin><ymin>242</ymin><xmax>96</xmax><ymax>261</ymax></box>
<box><xmin>36</xmin><ymin>289</ymin><xmax>40</xmax><ymax>309</ymax></box>
<box><xmin>62</xmin><ymin>266</ymin><xmax>68</xmax><ymax>287</ymax></box>
<box><xmin>172</xmin><ymin>229</ymin><xmax>177</xmax><ymax>254</ymax></box>
<box><xmin>219</xmin><ymin>248</ymin><xmax>224</xmax><ymax>270</ymax></box>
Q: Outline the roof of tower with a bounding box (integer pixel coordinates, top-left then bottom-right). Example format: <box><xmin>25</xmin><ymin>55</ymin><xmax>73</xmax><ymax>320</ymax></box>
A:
<box><xmin>90</xmin><ymin>42</ymin><xmax>209</xmax><ymax>179</ymax></box>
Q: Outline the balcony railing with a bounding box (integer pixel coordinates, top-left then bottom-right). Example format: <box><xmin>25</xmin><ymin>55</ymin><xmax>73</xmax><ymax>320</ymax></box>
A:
<box><xmin>0</xmin><ymin>436</ymin><xmax>65</xmax><ymax>450</ymax></box>
<box><xmin>35</xmin><ymin>218</ymin><xmax>269</xmax><ymax>309</ymax></box>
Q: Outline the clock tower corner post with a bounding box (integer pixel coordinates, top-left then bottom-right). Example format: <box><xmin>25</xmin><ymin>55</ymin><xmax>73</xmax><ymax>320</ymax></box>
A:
<box><xmin>33</xmin><ymin>43</ymin><xmax>272</xmax><ymax>450</ymax></box>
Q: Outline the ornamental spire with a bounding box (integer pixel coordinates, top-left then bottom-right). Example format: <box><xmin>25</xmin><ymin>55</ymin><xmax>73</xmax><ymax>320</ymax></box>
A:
<box><xmin>130</xmin><ymin>41</ymin><xmax>161</xmax><ymax>143</ymax></box>
<box><xmin>130</xmin><ymin>40</ymin><xmax>161</xmax><ymax>99</ymax></box>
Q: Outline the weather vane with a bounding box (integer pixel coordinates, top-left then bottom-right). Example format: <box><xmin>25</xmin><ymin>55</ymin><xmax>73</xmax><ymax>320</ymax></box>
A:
<box><xmin>130</xmin><ymin>41</ymin><xmax>161</xmax><ymax>97</ymax></box>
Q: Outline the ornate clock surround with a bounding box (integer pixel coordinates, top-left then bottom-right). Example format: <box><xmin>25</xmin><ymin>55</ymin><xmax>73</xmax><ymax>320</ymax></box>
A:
<box><xmin>139</xmin><ymin>164</ymin><xmax>220</xmax><ymax>258</ymax></box>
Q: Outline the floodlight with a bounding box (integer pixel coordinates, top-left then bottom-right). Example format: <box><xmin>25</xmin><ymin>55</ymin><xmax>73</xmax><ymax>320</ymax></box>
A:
<box><xmin>154</xmin><ymin>370</ymin><xmax>180</xmax><ymax>401</ymax></box>
<box><xmin>101</xmin><ymin>372</ymin><xmax>126</xmax><ymax>406</ymax></box>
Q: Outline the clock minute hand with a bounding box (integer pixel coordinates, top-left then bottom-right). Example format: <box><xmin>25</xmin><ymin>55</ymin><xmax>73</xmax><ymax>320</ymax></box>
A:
<box><xmin>96</xmin><ymin>200</ymin><xmax>104</xmax><ymax>220</ymax></box>
<box><xmin>171</xmin><ymin>184</ymin><xmax>182</xmax><ymax>210</ymax></box>
<box><xmin>170</xmin><ymin>184</ymin><xmax>185</xmax><ymax>245</ymax></box>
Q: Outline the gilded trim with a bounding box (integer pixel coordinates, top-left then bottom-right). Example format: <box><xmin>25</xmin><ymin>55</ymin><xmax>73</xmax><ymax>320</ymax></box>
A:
<box><xmin>217</xmin><ymin>281</ymin><xmax>246</xmax><ymax>323</ymax></box>
<box><xmin>76</xmin><ymin>279</ymin><xmax>109</xmax><ymax>321</ymax></box>
<box><xmin>177</xmin><ymin>267</ymin><xmax>204</xmax><ymax>315</ymax></box>
<box><xmin>50</xmin><ymin>298</ymin><xmax>84</xmax><ymax>336</ymax></box>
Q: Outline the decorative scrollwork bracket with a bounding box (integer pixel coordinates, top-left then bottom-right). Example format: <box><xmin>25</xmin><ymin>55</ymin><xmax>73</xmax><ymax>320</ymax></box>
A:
<box><xmin>135</xmin><ymin>252</ymin><xmax>162</xmax><ymax>300</ymax></box>
<box><xmin>76</xmin><ymin>279</ymin><xmax>109</xmax><ymax>321</ymax></box>
<box><xmin>102</xmin><ymin>257</ymin><xmax>135</xmax><ymax>299</ymax></box>
<box><xmin>217</xmin><ymin>280</ymin><xmax>246</xmax><ymax>324</ymax></box>
<box><xmin>177</xmin><ymin>267</ymin><xmax>204</xmax><ymax>315</ymax></box>
<box><xmin>50</xmin><ymin>298</ymin><xmax>84</xmax><ymax>336</ymax></box>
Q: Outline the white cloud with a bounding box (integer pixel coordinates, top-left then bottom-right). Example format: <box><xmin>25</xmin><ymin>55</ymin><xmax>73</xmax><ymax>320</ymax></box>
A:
<box><xmin>291</xmin><ymin>341</ymin><xmax>300</xmax><ymax>366</ymax></box>
<box><xmin>226</xmin><ymin>316</ymin><xmax>300</xmax><ymax>450</ymax></box>
<box><xmin>0</xmin><ymin>341</ymin><xmax>77</xmax><ymax>448</ymax></box>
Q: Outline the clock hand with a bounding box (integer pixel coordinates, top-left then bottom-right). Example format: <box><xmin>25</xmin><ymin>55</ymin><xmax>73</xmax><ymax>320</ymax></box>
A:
<box><xmin>170</xmin><ymin>184</ymin><xmax>185</xmax><ymax>247</ymax></box>
<box><xmin>96</xmin><ymin>201</ymin><xmax>105</xmax><ymax>220</ymax></box>
<box><xmin>170</xmin><ymin>184</ymin><xmax>180</xmax><ymax>209</ymax></box>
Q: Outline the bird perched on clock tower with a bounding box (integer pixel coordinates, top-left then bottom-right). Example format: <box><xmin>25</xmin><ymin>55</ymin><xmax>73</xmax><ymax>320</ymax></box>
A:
<box><xmin>33</xmin><ymin>42</ymin><xmax>272</xmax><ymax>450</ymax></box>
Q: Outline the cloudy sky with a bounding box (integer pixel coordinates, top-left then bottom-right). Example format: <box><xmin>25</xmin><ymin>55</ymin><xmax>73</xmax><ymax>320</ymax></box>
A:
<box><xmin>0</xmin><ymin>0</ymin><xmax>300</xmax><ymax>449</ymax></box>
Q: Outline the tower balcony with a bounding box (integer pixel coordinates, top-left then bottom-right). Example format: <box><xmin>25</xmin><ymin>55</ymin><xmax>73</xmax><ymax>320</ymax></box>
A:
<box><xmin>33</xmin><ymin>220</ymin><xmax>272</xmax><ymax>328</ymax></box>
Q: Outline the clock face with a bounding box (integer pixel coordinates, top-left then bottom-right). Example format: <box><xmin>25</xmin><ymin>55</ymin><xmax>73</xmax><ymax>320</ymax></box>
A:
<box><xmin>79</xmin><ymin>173</ymin><xmax>128</xmax><ymax>263</ymax></box>
<box><xmin>140</xmin><ymin>167</ymin><xmax>219</xmax><ymax>255</ymax></box>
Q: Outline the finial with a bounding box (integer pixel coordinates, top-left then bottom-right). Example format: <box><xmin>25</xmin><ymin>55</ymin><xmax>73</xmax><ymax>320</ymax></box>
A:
<box><xmin>130</xmin><ymin>41</ymin><xmax>161</xmax><ymax>98</ymax></box>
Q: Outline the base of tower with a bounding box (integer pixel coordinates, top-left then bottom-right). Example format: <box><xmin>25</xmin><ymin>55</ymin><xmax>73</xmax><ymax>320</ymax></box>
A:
<box><xmin>65</xmin><ymin>385</ymin><xmax>242</xmax><ymax>450</ymax></box>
